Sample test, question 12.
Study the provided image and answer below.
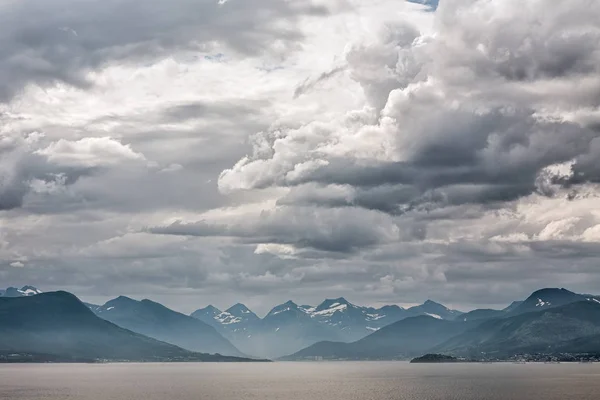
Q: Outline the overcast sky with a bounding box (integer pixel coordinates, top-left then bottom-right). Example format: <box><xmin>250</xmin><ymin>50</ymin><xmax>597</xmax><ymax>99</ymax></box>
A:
<box><xmin>1</xmin><ymin>0</ymin><xmax>600</xmax><ymax>315</ymax></box>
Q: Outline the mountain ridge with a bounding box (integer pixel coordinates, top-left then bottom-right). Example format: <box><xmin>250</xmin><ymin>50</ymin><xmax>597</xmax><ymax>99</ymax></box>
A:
<box><xmin>6</xmin><ymin>285</ymin><xmax>600</xmax><ymax>361</ymax></box>
<box><xmin>281</xmin><ymin>288</ymin><xmax>600</xmax><ymax>361</ymax></box>
<box><xmin>190</xmin><ymin>297</ymin><xmax>464</xmax><ymax>358</ymax></box>
<box><xmin>0</xmin><ymin>291</ymin><xmax>258</xmax><ymax>362</ymax></box>
<box><xmin>92</xmin><ymin>295</ymin><xmax>245</xmax><ymax>357</ymax></box>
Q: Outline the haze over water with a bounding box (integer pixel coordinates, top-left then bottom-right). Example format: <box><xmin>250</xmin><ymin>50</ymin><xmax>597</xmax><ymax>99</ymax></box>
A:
<box><xmin>1</xmin><ymin>362</ymin><xmax>599</xmax><ymax>400</ymax></box>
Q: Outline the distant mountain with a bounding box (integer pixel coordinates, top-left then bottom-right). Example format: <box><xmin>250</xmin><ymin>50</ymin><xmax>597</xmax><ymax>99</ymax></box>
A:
<box><xmin>406</xmin><ymin>300</ymin><xmax>463</xmax><ymax>320</ymax></box>
<box><xmin>284</xmin><ymin>288</ymin><xmax>600</xmax><ymax>360</ymax></box>
<box><xmin>306</xmin><ymin>298</ymin><xmax>406</xmax><ymax>339</ymax></box>
<box><xmin>190</xmin><ymin>305</ymin><xmax>225</xmax><ymax>332</ymax></box>
<box><xmin>191</xmin><ymin>297</ymin><xmax>463</xmax><ymax>358</ymax></box>
<box><xmin>435</xmin><ymin>301</ymin><xmax>600</xmax><ymax>357</ymax></box>
<box><xmin>456</xmin><ymin>289</ymin><xmax>600</xmax><ymax>323</ymax></box>
<box><xmin>218</xmin><ymin>303</ymin><xmax>261</xmax><ymax>333</ymax></box>
<box><xmin>17</xmin><ymin>286</ymin><xmax>598</xmax><ymax>361</ymax></box>
<box><xmin>282</xmin><ymin>315</ymin><xmax>475</xmax><ymax>360</ymax></box>
<box><xmin>93</xmin><ymin>296</ymin><xmax>244</xmax><ymax>357</ymax></box>
<box><xmin>509</xmin><ymin>288</ymin><xmax>599</xmax><ymax>315</ymax></box>
<box><xmin>252</xmin><ymin>300</ymin><xmax>341</xmax><ymax>358</ymax></box>
<box><xmin>0</xmin><ymin>292</ymin><xmax>253</xmax><ymax>362</ymax></box>
<box><xmin>191</xmin><ymin>305</ymin><xmax>222</xmax><ymax>322</ymax></box>
<box><xmin>0</xmin><ymin>286</ymin><xmax>42</xmax><ymax>297</ymax></box>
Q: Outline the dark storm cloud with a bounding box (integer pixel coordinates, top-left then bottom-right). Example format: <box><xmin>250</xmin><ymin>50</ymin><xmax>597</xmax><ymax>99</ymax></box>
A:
<box><xmin>241</xmin><ymin>109</ymin><xmax>593</xmax><ymax>215</ymax></box>
<box><xmin>0</xmin><ymin>136</ymin><xmax>99</xmax><ymax>211</ymax></box>
<box><xmin>219</xmin><ymin>0</ymin><xmax>600</xmax><ymax>216</ymax></box>
<box><xmin>0</xmin><ymin>0</ymin><xmax>328</xmax><ymax>101</ymax></box>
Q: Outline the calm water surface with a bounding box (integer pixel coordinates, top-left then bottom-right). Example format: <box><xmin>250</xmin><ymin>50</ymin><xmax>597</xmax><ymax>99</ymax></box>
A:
<box><xmin>1</xmin><ymin>362</ymin><xmax>599</xmax><ymax>400</ymax></box>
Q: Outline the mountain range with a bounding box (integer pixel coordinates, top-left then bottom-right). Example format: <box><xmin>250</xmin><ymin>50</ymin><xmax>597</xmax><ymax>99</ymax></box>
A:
<box><xmin>0</xmin><ymin>291</ymin><xmax>255</xmax><ymax>362</ymax></box>
<box><xmin>191</xmin><ymin>297</ymin><xmax>463</xmax><ymax>358</ymax></box>
<box><xmin>89</xmin><ymin>296</ymin><xmax>245</xmax><ymax>357</ymax></box>
<box><xmin>3</xmin><ymin>285</ymin><xmax>600</xmax><ymax>362</ymax></box>
<box><xmin>283</xmin><ymin>288</ymin><xmax>600</xmax><ymax>360</ymax></box>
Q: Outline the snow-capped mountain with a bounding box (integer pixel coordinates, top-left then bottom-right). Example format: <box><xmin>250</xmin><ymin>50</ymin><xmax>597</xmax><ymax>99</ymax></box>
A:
<box><xmin>190</xmin><ymin>297</ymin><xmax>463</xmax><ymax>358</ymax></box>
<box><xmin>298</xmin><ymin>297</ymin><xmax>406</xmax><ymax>340</ymax></box>
<box><xmin>0</xmin><ymin>285</ymin><xmax>42</xmax><ymax>297</ymax></box>
<box><xmin>219</xmin><ymin>303</ymin><xmax>260</xmax><ymax>326</ymax></box>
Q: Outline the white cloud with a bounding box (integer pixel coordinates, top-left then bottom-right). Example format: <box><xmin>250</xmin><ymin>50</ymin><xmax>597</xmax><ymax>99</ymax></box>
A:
<box><xmin>10</xmin><ymin>261</ymin><xmax>25</xmax><ymax>268</ymax></box>
<box><xmin>36</xmin><ymin>137</ymin><xmax>146</xmax><ymax>168</ymax></box>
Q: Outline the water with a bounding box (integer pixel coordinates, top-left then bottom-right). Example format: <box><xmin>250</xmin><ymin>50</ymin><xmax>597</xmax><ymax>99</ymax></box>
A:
<box><xmin>1</xmin><ymin>362</ymin><xmax>600</xmax><ymax>400</ymax></box>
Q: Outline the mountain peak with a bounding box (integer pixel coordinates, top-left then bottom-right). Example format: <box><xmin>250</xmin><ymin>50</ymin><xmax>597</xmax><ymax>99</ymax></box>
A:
<box><xmin>0</xmin><ymin>285</ymin><xmax>43</xmax><ymax>297</ymax></box>
<box><xmin>404</xmin><ymin>299</ymin><xmax>462</xmax><ymax>320</ymax></box>
<box><xmin>204</xmin><ymin>304</ymin><xmax>221</xmax><ymax>313</ymax></box>
<box><xmin>512</xmin><ymin>288</ymin><xmax>587</xmax><ymax>314</ymax></box>
<box><xmin>316</xmin><ymin>297</ymin><xmax>352</xmax><ymax>311</ymax></box>
<box><xmin>265</xmin><ymin>301</ymin><xmax>302</xmax><ymax>318</ymax></box>
<box><xmin>227</xmin><ymin>303</ymin><xmax>251</xmax><ymax>313</ymax></box>
<box><xmin>190</xmin><ymin>305</ymin><xmax>222</xmax><ymax>321</ymax></box>
<box><xmin>423</xmin><ymin>299</ymin><xmax>445</xmax><ymax>308</ymax></box>
<box><xmin>225</xmin><ymin>303</ymin><xmax>259</xmax><ymax>321</ymax></box>
<box><xmin>332</xmin><ymin>297</ymin><xmax>349</xmax><ymax>304</ymax></box>
<box><xmin>529</xmin><ymin>288</ymin><xmax>575</xmax><ymax>297</ymax></box>
<box><xmin>103</xmin><ymin>295</ymin><xmax>137</xmax><ymax>308</ymax></box>
<box><xmin>525</xmin><ymin>288</ymin><xmax>581</xmax><ymax>305</ymax></box>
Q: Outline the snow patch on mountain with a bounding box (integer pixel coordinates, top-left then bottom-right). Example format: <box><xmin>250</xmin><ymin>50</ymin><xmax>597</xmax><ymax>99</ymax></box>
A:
<box><xmin>312</xmin><ymin>303</ymin><xmax>348</xmax><ymax>317</ymax></box>
<box><xmin>0</xmin><ymin>286</ymin><xmax>43</xmax><ymax>297</ymax></box>
<box><xmin>536</xmin><ymin>298</ymin><xmax>551</xmax><ymax>307</ymax></box>
<box><xmin>216</xmin><ymin>312</ymin><xmax>242</xmax><ymax>325</ymax></box>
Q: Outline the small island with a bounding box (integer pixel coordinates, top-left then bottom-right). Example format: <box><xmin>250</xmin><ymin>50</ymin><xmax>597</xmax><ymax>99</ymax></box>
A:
<box><xmin>410</xmin><ymin>354</ymin><xmax>459</xmax><ymax>363</ymax></box>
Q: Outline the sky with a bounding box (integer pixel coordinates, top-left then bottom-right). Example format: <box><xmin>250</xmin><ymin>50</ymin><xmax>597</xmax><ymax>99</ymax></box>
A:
<box><xmin>1</xmin><ymin>0</ymin><xmax>600</xmax><ymax>316</ymax></box>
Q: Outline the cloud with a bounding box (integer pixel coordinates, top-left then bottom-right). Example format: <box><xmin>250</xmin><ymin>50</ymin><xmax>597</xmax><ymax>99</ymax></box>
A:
<box><xmin>150</xmin><ymin>205</ymin><xmax>402</xmax><ymax>254</ymax></box>
<box><xmin>0</xmin><ymin>0</ymin><xmax>329</xmax><ymax>102</ymax></box>
<box><xmin>4</xmin><ymin>0</ymin><xmax>600</xmax><ymax>314</ymax></box>
<box><xmin>293</xmin><ymin>65</ymin><xmax>347</xmax><ymax>98</ymax></box>
<box><xmin>0</xmin><ymin>134</ymin><xmax>146</xmax><ymax>211</ymax></box>
<box><xmin>219</xmin><ymin>0</ymin><xmax>600</xmax><ymax>216</ymax></box>
<box><xmin>9</xmin><ymin>261</ymin><xmax>25</xmax><ymax>268</ymax></box>
<box><xmin>36</xmin><ymin>137</ymin><xmax>145</xmax><ymax>168</ymax></box>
